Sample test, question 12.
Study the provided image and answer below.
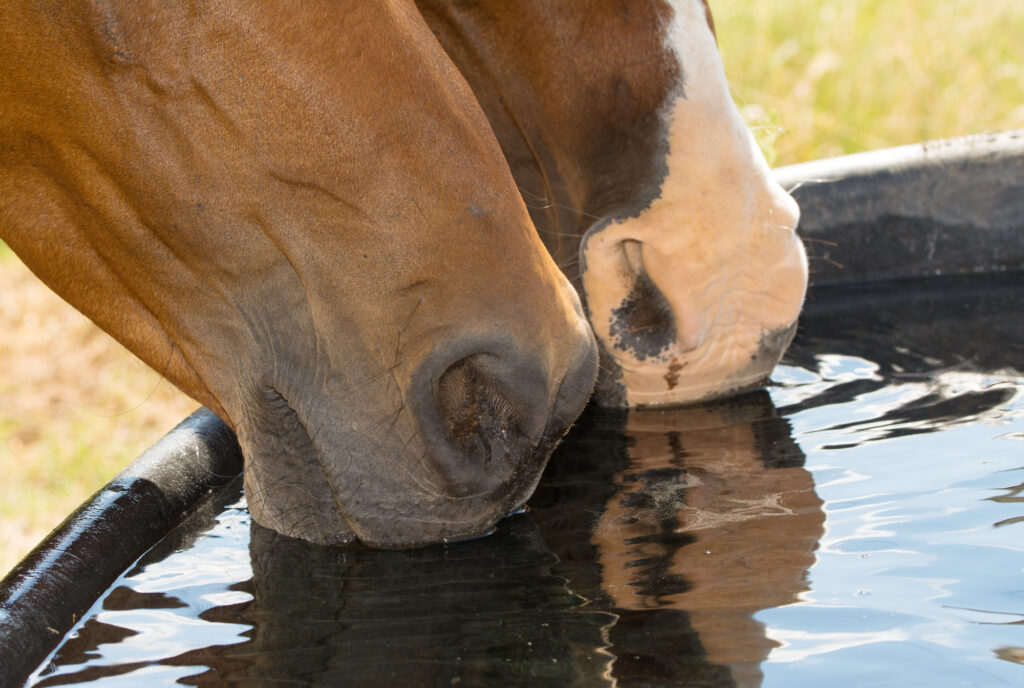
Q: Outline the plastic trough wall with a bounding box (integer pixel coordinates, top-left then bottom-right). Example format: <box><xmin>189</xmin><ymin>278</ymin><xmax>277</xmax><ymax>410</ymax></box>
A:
<box><xmin>2</xmin><ymin>130</ymin><xmax>1023</xmax><ymax>687</ymax></box>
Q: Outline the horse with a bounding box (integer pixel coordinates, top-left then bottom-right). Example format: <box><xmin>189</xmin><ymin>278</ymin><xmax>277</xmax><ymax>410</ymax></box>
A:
<box><xmin>421</xmin><ymin>0</ymin><xmax>807</xmax><ymax>407</ymax></box>
<box><xmin>0</xmin><ymin>0</ymin><xmax>806</xmax><ymax>548</ymax></box>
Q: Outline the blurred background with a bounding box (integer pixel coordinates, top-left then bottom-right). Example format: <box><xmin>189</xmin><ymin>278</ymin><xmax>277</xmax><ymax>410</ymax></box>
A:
<box><xmin>716</xmin><ymin>0</ymin><xmax>1024</xmax><ymax>165</ymax></box>
<box><xmin>2</xmin><ymin>0</ymin><xmax>1023</xmax><ymax>575</ymax></box>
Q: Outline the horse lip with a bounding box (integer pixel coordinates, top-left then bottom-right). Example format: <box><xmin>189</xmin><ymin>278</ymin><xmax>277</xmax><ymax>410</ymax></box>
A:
<box><xmin>343</xmin><ymin>509</ymin><xmax>510</xmax><ymax>549</ymax></box>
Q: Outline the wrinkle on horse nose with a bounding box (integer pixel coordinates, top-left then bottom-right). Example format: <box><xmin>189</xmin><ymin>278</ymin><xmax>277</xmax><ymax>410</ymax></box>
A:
<box><xmin>413</xmin><ymin>332</ymin><xmax>596</xmax><ymax>500</ymax></box>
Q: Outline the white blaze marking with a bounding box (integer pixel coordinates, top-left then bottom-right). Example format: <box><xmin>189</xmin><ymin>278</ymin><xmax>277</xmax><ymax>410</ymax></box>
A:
<box><xmin>581</xmin><ymin>0</ymin><xmax>808</xmax><ymax>406</ymax></box>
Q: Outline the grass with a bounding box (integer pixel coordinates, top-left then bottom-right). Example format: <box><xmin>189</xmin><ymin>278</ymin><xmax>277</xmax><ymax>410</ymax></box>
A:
<box><xmin>0</xmin><ymin>257</ymin><xmax>197</xmax><ymax>575</ymax></box>
<box><xmin>716</xmin><ymin>0</ymin><xmax>1024</xmax><ymax>164</ymax></box>
<box><xmin>2</xmin><ymin>0</ymin><xmax>1023</xmax><ymax>576</ymax></box>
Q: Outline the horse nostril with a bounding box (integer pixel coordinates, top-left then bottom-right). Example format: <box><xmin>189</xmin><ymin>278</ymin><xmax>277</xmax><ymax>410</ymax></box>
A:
<box><xmin>420</xmin><ymin>348</ymin><xmax>549</xmax><ymax>498</ymax></box>
<box><xmin>608</xmin><ymin>240</ymin><xmax>678</xmax><ymax>361</ymax></box>
<box><xmin>417</xmin><ymin>334</ymin><xmax>596</xmax><ymax>501</ymax></box>
<box><xmin>436</xmin><ymin>355</ymin><xmax>522</xmax><ymax>468</ymax></box>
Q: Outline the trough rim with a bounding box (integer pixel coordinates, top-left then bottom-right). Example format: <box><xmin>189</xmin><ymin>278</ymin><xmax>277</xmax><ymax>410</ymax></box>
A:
<box><xmin>2</xmin><ymin>130</ymin><xmax>1023</xmax><ymax>687</ymax></box>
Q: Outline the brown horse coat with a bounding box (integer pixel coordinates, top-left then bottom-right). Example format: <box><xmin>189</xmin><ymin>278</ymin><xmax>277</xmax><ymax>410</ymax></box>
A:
<box><xmin>1</xmin><ymin>0</ymin><xmax>597</xmax><ymax>547</ymax></box>
<box><xmin>421</xmin><ymin>0</ymin><xmax>807</xmax><ymax>406</ymax></box>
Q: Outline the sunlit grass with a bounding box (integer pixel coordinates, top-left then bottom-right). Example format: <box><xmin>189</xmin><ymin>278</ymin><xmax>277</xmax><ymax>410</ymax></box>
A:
<box><xmin>715</xmin><ymin>0</ymin><xmax>1024</xmax><ymax>164</ymax></box>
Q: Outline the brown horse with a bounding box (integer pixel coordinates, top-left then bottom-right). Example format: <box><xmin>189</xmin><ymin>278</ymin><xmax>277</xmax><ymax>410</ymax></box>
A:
<box><xmin>421</xmin><ymin>0</ymin><xmax>807</xmax><ymax>407</ymax></box>
<box><xmin>0</xmin><ymin>0</ymin><xmax>598</xmax><ymax>548</ymax></box>
<box><xmin>0</xmin><ymin>0</ymin><xmax>806</xmax><ymax>548</ymax></box>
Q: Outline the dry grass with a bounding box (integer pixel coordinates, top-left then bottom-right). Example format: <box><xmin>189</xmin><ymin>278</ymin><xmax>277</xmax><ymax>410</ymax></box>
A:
<box><xmin>0</xmin><ymin>251</ymin><xmax>197</xmax><ymax>575</ymax></box>
<box><xmin>2</xmin><ymin>0</ymin><xmax>1022</xmax><ymax>576</ymax></box>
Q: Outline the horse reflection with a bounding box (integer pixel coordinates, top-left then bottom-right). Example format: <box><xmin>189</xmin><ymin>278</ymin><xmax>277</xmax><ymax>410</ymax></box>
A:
<box><xmin>171</xmin><ymin>517</ymin><xmax>618</xmax><ymax>687</ymax></box>
<box><xmin>173</xmin><ymin>392</ymin><xmax>823</xmax><ymax>687</ymax></box>
<box><xmin>586</xmin><ymin>392</ymin><xmax>824</xmax><ymax>687</ymax></box>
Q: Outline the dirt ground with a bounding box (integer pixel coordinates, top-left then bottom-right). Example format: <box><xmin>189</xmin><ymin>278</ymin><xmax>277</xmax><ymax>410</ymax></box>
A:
<box><xmin>0</xmin><ymin>255</ymin><xmax>198</xmax><ymax>576</ymax></box>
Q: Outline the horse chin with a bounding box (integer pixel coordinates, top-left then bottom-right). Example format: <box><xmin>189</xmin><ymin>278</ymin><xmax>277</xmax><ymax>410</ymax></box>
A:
<box><xmin>318</xmin><ymin>413</ymin><xmax>558</xmax><ymax>549</ymax></box>
<box><xmin>238</xmin><ymin>387</ymin><xmax>358</xmax><ymax>546</ymax></box>
<box><xmin>239</xmin><ymin>431</ymin><xmax>544</xmax><ymax>550</ymax></box>
<box><xmin>233</xmin><ymin>367</ymin><xmax>575</xmax><ymax>549</ymax></box>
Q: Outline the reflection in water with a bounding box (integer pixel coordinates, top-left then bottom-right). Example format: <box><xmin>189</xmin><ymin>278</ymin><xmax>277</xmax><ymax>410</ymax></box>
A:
<box><xmin>36</xmin><ymin>395</ymin><xmax>821</xmax><ymax>688</ymax></box>
<box><xmin>194</xmin><ymin>393</ymin><xmax>820</xmax><ymax>688</ymax></box>
<box><xmin>990</xmin><ymin>477</ymin><xmax>1024</xmax><ymax>528</ymax></box>
<box><xmin>177</xmin><ymin>519</ymin><xmax>612</xmax><ymax>687</ymax></box>
<box><xmin>30</xmin><ymin>274</ymin><xmax>1024</xmax><ymax>687</ymax></box>
<box><xmin>590</xmin><ymin>398</ymin><xmax>824</xmax><ymax>688</ymax></box>
<box><xmin>198</xmin><ymin>394</ymin><xmax>819</xmax><ymax>688</ymax></box>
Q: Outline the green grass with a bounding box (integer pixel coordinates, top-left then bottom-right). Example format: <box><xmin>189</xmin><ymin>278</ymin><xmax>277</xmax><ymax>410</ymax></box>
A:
<box><xmin>715</xmin><ymin>0</ymin><xmax>1024</xmax><ymax>165</ymax></box>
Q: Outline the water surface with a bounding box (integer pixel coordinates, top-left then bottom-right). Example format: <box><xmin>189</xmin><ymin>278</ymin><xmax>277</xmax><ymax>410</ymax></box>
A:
<box><xmin>31</xmin><ymin>274</ymin><xmax>1024</xmax><ymax>687</ymax></box>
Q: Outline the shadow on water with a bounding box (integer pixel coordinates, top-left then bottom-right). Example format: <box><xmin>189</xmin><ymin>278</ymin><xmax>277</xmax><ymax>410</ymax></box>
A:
<box><xmin>784</xmin><ymin>273</ymin><xmax>1023</xmax><ymax>418</ymax></box>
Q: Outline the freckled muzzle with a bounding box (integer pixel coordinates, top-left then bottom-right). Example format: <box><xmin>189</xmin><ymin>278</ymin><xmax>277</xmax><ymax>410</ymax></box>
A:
<box><xmin>562</xmin><ymin>0</ymin><xmax>810</xmax><ymax>409</ymax></box>
<box><xmin>580</xmin><ymin>184</ymin><xmax>808</xmax><ymax>408</ymax></box>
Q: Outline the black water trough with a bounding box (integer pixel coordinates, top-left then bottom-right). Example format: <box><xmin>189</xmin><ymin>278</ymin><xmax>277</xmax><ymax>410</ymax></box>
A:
<box><xmin>1</xmin><ymin>130</ymin><xmax>1022</xmax><ymax>687</ymax></box>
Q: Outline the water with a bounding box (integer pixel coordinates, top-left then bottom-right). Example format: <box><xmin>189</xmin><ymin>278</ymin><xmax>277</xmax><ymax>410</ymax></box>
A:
<box><xmin>29</xmin><ymin>274</ymin><xmax>1024</xmax><ymax>687</ymax></box>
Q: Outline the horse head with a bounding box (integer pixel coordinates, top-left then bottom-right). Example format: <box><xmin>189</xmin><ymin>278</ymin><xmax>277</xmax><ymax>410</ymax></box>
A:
<box><xmin>421</xmin><ymin>0</ymin><xmax>808</xmax><ymax>407</ymax></box>
<box><xmin>0</xmin><ymin>0</ymin><xmax>597</xmax><ymax>547</ymax></box>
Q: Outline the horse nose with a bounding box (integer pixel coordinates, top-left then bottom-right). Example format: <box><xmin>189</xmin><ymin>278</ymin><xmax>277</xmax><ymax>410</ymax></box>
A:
<box><xmin>413</xmin><ymin>332</ymin><xmax>597</xmax><ymax>500</ymax></box>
